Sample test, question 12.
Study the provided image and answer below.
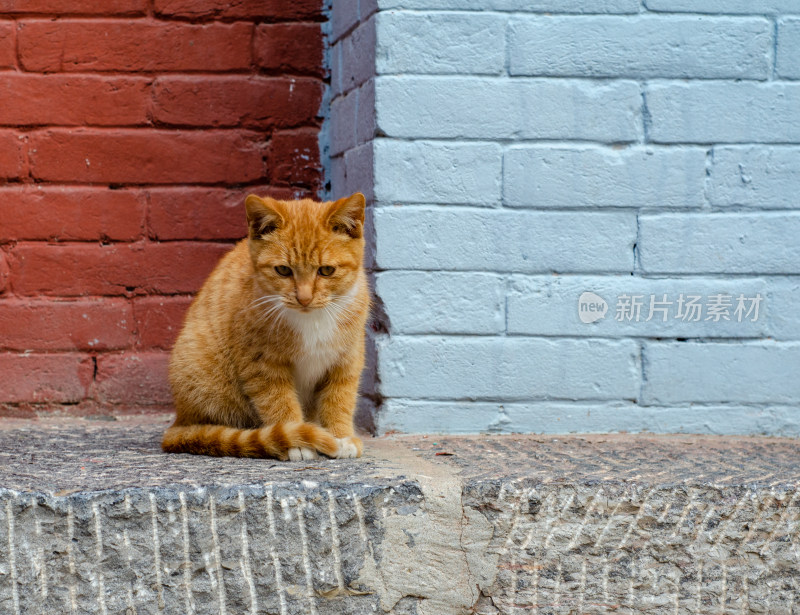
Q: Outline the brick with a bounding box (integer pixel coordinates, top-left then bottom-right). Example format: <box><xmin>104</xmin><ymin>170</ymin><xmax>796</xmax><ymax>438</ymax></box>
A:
<box><xmin>639</xmin><ymin>213</ymin><xmax>800</xmax><ymax>274</ymax></box>
<box><xmin>374</xmin><ymin>140</ymin><xmax>501</xmax><ymax>204</ymax></box>
<box><xmin>374</xmin><ymin>207</ymin><xmax>636</xmax><ymax>273</ymax></box>
<box><xmin>147</xmin><ymin>187</ymin><xmax>249</xmax><ymax>240</ymax></box>
<box><xmin>342</xmin><ymin>142</ymin><xmax>374</xmax><ymax>202</ymax></box>
<box><xmin>509</xmin><ymin>16</ymin><xmax>770</xmax><ymax>79</ymax></box>
<box><xmin>0</xmin><ymin>186</ymin><xmax>145</xmax><ymax>241</ymax></box>
<box><xmin>254</xmin><ymin>24</ymin><xmax>323</xmax><ymax>77</ymax></box>
<box><xmin>17</xmin><ymin>20</ymin><xmax>252</xmax><ymax>72</ymax></box>
<box><xmin>330</xmin><ymin>88</ymin><xmax>358</xmax><ymax>157</ymax></box>
<box><xmin>94</xmin><ymin>351</ymin><xmax>171</xmax><ymax>405</ymax></box>
<box><xmin>28</xmin><ymin>129</ymin><xmax>265</xmax><ymax>184</ymax></box>
<box><xmin>375</xmin><ymin>272</ymin><xmax>505</xmax><ymax>334</ymax></box>
<box><xmin>777</xmin><ymin>18</ymin><xmax>800</xmax><ymax>79</ymax></box>
<box><xmin>9</xmin><ymin>241</ymin><xmax>232</xmax><ymax>296</ymax></box>
<box><xmin>647</xmin><ymin>83</ymin><xmax>800</xmax><ymax>144</ymax></box>
<box><xmin>375</xmin><ymin>77</ymin><xmax>641</xmax><ymax>141</ymax></box>
<box><xmin>767</xmin><ymin>278</ymin><xmax>800</xmax><ymax>341</ymax></box>
<box><xmin>0</xmin><ymin>353</ymin><xmax>92</xmax><ymax>403</ymax></box>
<box><xmin>643</xmin><ymin>342</ymin><xmax>800</xmax><ymax>404</ymax></box>
<box><xmin>153</xmin><ymin>0</ymin><xmax>321</xmax><ymax>20</ymax></box>
<box><xmin>0</xmin><ymin>298</ymin><xmax>133</xmax><ymax>351</ymax></box>
<box><xmin>0</xmin><ymin>251</ymin><xmax>8</xmax><ymax>293</ymax></box>
<box><xmin>152</xmin><ymin>76</ymin><xmax>322</xmax><ymax>129</ymax></box>
<box><xmin>644</xmin><ymin>0</ymin><xmax>799</xmax><ymax>13</ymax></box>
<box><xmin>507</xmin><ymin>275</ymin><xmax>768</xmax><ymax>338</ymax></box>
<box><xmin>0</xmin><ymin>0</ymin><xmax>146</xmax><ymax>14</ymax></box>
<box><xmin>378</xmin><ymin>400</ymin><xmax>800</xmax><ymax>436</ymax></box>
<box><xmin>709</xmin><ymin>147</ymin><xmax>800</xmax><ymax>208</ymax></box>
<box><xmin>376</xmin><ymin>12</ymin><xmax>505</xmax><ymax>75</ymax></box>
<box><xmin>0</xmin><ymin>74</ymin><xmax>150</xmax><ymax>127</ymax></box>
<box><xmin>0</xmin><ymin>22</ymin><xmax>13</xmax><ymax>68</ymax></box>
<box><xmin>133</xmin><ymin>296</ymin><xmax>192</xmax><ymax>349</ymax></box>
<box><xmin>332</xmin><ymin>0</ymin><xmax>359</xmax><ymax>43</ymax></box>
<box><xmin>378</xmin><ymin>336</ymin><xmax>640</xmax><ymax>400</ymax></box>
<box><xmin>0</xmin><ymin>130</ymin><xmax>24</xmax><ymax>179</ymax></box>
<box><xmin>356</xmin><ymin>79</ymin><xmax>375</xmax><ymax>146</ymax></box>
<box><xmin>376</xmin><ymin>0</ymin><xmax>640</xmax><ymax>11</ymax></box>
<box><xmin>266</xmin><ymin>128</ymin><xmax>322</xmax><ymax>190</ymax></box>
<box><xmin>340</xmin><ymin>18</ymin><xmax>376</xmax><ymax>93</ymax></box>
<box><xmin>504</xmin><ymin>146</ymin><xmax>706</xmax><ymax>208</ymax></box>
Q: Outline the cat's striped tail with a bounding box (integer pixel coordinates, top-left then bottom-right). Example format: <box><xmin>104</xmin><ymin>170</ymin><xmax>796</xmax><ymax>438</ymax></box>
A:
<box><xmin>161</xmin><ymin>422</ymin><xmax>339</xmax><ymax>460</ymax></box>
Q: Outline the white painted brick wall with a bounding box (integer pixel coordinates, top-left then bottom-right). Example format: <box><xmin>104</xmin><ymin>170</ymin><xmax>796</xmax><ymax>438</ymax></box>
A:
<box><xmin>328</xmin><ymin>0</ymin><xmax>800</xmax><ymax>436</ymax></box>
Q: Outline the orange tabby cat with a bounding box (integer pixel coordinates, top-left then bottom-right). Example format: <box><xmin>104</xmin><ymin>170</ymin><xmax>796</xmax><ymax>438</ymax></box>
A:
<box><xmin>162</xmin><ymin>192</ymin><xmax>369</xmax><ymax>461</ymax></box>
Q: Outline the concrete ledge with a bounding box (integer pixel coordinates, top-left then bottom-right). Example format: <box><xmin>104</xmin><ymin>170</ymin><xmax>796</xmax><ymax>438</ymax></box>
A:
<box><xmin>0</xmin><ymin>417</ymin><xmax>798</xmax><ymax>614</ymax></box>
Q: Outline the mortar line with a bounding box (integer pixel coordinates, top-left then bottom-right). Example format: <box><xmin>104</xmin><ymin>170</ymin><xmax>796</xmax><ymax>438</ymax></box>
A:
<box><xmin>67</xmin><ymin>501</ymin><xmax>77</xmax><ymax>614</ymax></box>
<box><xmin>149</xmin><ymin>492</ymin><xmax>165</xmax><ymax>612</ymax></box>
<box><xmin>209</xmin><ymin>494</ymin><xmax>227</xmax><ymax>615</ymax></box>
<box><xmin>91</xmin><ymin>502</ymin><xmax>108</xmax><ymax>615</ymax></box>
<box><xmin>326</xmin><ymin>490</ymin><xmax>345</xmax><ymax>591</ymax></box>
<box><xmin>266</xmin><ymin>489</ymin><xmax>288</xmax><ymax>615</ymax></box>
<box><xmin>5</xmin><ymin>499</ymin><xmax>19</xmax><ymax>615</ymax></box>
<box><xmin>179</xmin><ymin>492</ymin><xmax>194</xmax><ymax>615</ymax></box>
<box><xmin>238</xmin><ymin>491</ymin><xmax>258</xmax><ymax>615</ymax></box>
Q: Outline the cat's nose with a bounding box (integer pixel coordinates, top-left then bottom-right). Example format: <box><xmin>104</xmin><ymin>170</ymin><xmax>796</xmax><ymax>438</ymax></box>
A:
<box><xmin>296</xmin><ymin>286</ymin><xmax>313</xmax><ymax>306</ymax></box>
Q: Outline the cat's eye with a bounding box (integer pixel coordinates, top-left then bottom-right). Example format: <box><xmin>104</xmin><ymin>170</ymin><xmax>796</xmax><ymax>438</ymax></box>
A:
<box><xmin>274</xmin><ymin>265</ymin><xmax>292</xmax><ymax>277</ymax></box>
<box><xmin>318</xmin><ymin>266</ymin><xmax>335</xmax><ymax>277</ymax></box>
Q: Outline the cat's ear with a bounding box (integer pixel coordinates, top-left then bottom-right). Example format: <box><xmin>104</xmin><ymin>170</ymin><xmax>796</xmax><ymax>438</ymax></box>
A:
<box><xmin>245</xmin><ymin>195</ymin><xmax>284</xmax><ymax>239</ymax></box>
<box><xmin>327</xmin><ymin>192</ymin><xmax>365</xmax><ymax>239</ymax></box>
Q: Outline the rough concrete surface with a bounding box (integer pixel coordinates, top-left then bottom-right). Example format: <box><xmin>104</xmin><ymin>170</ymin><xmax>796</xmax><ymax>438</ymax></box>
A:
<box><xmin>0</xmin><ymin>416</ymin><xmax>798</xmax><ymax>614</ymax></box>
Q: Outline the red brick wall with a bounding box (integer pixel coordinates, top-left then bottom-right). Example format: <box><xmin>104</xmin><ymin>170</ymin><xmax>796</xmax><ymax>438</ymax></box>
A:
<box><xmin>0</xmin><ymin>0</ymin><xmax>326</xmax><ymax>416</ymax></box>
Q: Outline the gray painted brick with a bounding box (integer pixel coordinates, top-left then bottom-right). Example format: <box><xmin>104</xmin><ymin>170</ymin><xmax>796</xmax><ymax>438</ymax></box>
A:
<box><xmin>647</xmin><ymin>83</ymin><xmax>800</xmax><ymax>143</ymax></box>
<box><xmin>377</xmin><ymin>0</ymin><xmax>640</xmax><ymax>12</ymax></box>
<box><xmin>645</xmin><ymin>0</ymin><xmax>800</xmax><ymax>13</ymax></box>
<box><xmin>777</xmin><ymin>18</ymin><xmax>800</xmax><ymax>79</ymax></box>
<box><xmin>639</xmin><ymin>213</ymin><xmax>800</xmax><ymax>274</ymax></box>
<box><xmin>375</xmin><ymin>271</ymin><xmax>505</xmax><ymax>334</ymax></box>
<box><xmin>378</xmin><ymin>336</ymin><xmax>640</xmax><ymax>400</ymax></box>
<box><xmin>331</xmin><ymin>0</ymin><xmax>360</xmax><ymax>43</ymax></box>
<box><xmin>504</xmin><ymin>145</ymin><xmax>706</xmax><ymax>208</ymax></box>
<box><xmin>376</xmin><ymin>12</ymin><xmax>505</xmax><ymax>75</ymax></box>
<box><xmin>330</xmin><ymin>154</ymin><xmax>346</xmax><ymax>199</ymax></box>
<box><xmin>643</xmin><ymin>342</ymin><xmax>800</xmax><ymax>404</ymax></box>
<box><xmin>373</xmin><ymin>140</ymin><xmax>502</xmax><ymax>204</ymax></box>
<box><xmin>374</xmin><ymin>207</ymin><xmax>636</xmax><ymax>273</ymax></box>
<box><xmin>330</xmin><ymin>40</ymin><xmax>344</xmax><ymax>99</ymax></box>
<box><xmin>343</xmin><ymin>142</ymin><xmax>374</xmax><ymax>201</ymax></box>
<box><xmin>341</xmin><ymin>17</ymin><xmax>376</xmax><ymax>94</ymax></box>
<box><xmin>330</xmin><ymin>81</ymin><xmax>375</xmax><ymax>158</ymax></box>
<box><xmin>355</xmin><ymin>79</ymin><xmax>375</xmax><ymax>146</ymax></box>
<box><xmin>509</xmin><ymin>16</ymin><xmax>770</xmax><ymax>79</ymax></box>
<box><xmin>375</xmin><ymin>76</ymin><xmax>641</xmax><ymax>142</ymax></box>
<box><xmin>507</xmin><ymin>275</ymin><xmax>768</xmax><ymax>338</ymax></box>
<box><xmin>330</xmin><ymin>89</ymin><xmax>358</xmax><ymax>157</ymax></box>
<box><xmin>378</xmin><ymin>400</ymin><xmax>800</xmax><ymax>436</ymax></box>
<box><xmin>709</xmin><ymin>146</ymin><xmax>800</xmax><ymax>208</ymax></box>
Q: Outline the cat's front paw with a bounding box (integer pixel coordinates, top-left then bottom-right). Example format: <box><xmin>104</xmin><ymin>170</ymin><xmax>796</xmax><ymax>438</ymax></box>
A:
<box><xmin>288</xmin><ymin>447</ymin><xmax>319</xmax><ymax>461</ymax></box>
<box><xmin>333</xmin><ymin>436</ymin><xmax>362</xmax><ymax>459</ymax></box>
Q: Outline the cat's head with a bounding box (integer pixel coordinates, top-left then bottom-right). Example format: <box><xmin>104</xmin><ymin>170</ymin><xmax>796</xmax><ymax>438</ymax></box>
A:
<box><xmin>244</xmin><ymin>193</ymin><xmax>366</xmax><ymax>312</ymax></box>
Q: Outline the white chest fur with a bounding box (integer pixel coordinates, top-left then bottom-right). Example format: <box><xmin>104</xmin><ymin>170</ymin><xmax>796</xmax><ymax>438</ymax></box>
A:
<box><xmin>282</xmin><ymin>285</ymin><xmax>358</xmax><ymax>413</ymax></box>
